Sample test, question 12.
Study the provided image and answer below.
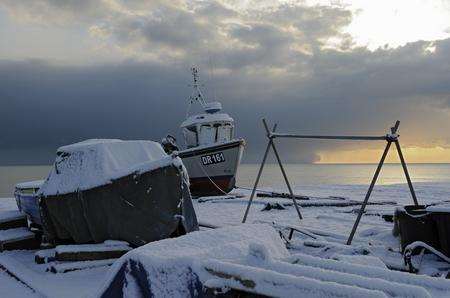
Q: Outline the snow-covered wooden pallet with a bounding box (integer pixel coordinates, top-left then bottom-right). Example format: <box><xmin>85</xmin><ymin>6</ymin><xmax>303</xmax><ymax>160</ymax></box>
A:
<box><xmin>0</xmin><ymin>210</ymin><xmax>27</xmax><ymax>230</ymax></box>
<box><xmin>201</xmin><ymin>244</ymin><xmax>450</xmax><ymax>297</ymax></box>
<box><xmin>0</xmin><ymin>227</ymin><xmax>40</xmax><ymax>251</ymax></box>
<box><xmin>47</xmin><ymin>259</ymin><xmax>117</xmax><ymax>274</ymax></box>
<box><xmin>34</xmin><ymin>240</ymin><xmax>133</xmax><ymax>265</ymax></box>
<box><xmin>53</xmin><ymin>240</ymin><xmax>132</xmax><ymax>262</ymax></box>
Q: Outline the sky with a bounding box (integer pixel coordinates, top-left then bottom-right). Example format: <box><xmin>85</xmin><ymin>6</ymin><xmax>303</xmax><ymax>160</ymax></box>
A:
<box><xmin>0</xmin><ymin>0</ymin><xmax>450</xmax><ymax>164</ymax></box>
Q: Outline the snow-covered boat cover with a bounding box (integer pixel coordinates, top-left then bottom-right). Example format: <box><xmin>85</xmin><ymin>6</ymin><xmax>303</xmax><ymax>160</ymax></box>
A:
<box><xmin>97</xmin><ymin>224</ymin><xmax>288</xmax><ymax>297</ymax></box>
<box><xmin>38</xmin><ymin>139</ymin><xmax>198</xmax><ymax>246</ymax></box>
<box><xmin>39</xmin><ymin>139</ymin><xmax>170</xmax><ymax>196</ymax></box>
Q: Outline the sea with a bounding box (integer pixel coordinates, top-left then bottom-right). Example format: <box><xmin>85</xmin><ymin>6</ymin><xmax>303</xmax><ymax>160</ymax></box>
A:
<box><xmin>1</xmin><ymin>163</ymin><xmax>450</xmax><ymax>198</ymax></box>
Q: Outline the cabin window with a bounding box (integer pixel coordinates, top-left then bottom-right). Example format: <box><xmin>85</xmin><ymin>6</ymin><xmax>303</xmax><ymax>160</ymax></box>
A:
<box><xmin>199</xmin><ymin>124</ymin><xmax>215</xmax><ymax>146</ymax></box>
<box><xmin>217</xmin><ymin>123</ymin><xmax>233</xmax><ymax>142</ymax></box>
<box><xmin>183</xmin><ymin>126</ymin><xmax>198</xmax><ymax>148</ymax></box>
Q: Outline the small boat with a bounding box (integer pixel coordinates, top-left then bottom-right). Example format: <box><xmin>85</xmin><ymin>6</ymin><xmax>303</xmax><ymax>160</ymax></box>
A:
<box><xmin>15</xmin><ymin>139</ymin><xmax>198</xmax><ymax>246</ymax></box>
<box><xmin>162</xmin><ymin>68</ymin><xmax>245</xmax><ymax>197</ymax></box>
<box><xmin>14</xmin><ymin>180</ymin><xmax>44</xmax><ymax>227</ymax></box>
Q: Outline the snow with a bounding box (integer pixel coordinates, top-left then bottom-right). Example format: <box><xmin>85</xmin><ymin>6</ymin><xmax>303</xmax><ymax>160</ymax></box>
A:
<box><xmin>289</xmin><ymin>252</ymin><xmax>450</xmax><ymax>295</ymax></box>
<box><xmin>197</xmin><ymin>243</ymin><xmax>429</xmax><ymax>298</ymax></box>
<box><xmin>97</xmin><ymin>224</ymin><xmax>288</xmax><ymax>297</ymax></box>
<box><xmin>14</xmin><ymin>180</ymin><xmax>44</xmax><ymax>190</ymax></box>
<box><xmin>49</xmin><ymin>259</ymin><xmax>116</xmax><ymax>274</ymax></box>
<box><xmin>0</xmin><ymin>269</ymin><xmax>37</xmax><ymax>297</ymax></box>
<box><xmin>200</xmin><ymin>259</ymin><xmax>387</xmax><ymax>298</ymax></box>
<box><xmin>0</xmin><ymin>227</ymin><xmax>34</xmax><ymax>242</ymax></box>
<box><xmin>180</xmin><ymin>112</ymin><xmax>233</xmax><ymax>128</ymax></box>
<box><xmin>426</xmin><ymin>205</ymin><xmax>450</xmax><ymax>213</ymax></box>
<box><xmin>38</xmin><ymin>139</ymin><xmax>178</xmax><ymax>196</ymax></box>
<box><xmin>331</xmin><ymin>254</ymin><xmax>387</xmax><ymax>269</ymax></box>
<box><xmin>0</xmin><ymin>251</ymin><xmax>110</xmax><ymax>298</ymax></box>
<box><xmin>0</xmin><ymin>210</ymin><xmax>25</xmax><ymax>223</ymax></box>
<box><xmin>35</xmin><ymin>249</ymin><xmax>55</xmax><ymax>260</ymax></box>
<box><xmin>0</xmin><ymin>197</ymin><xmax>20</xmax><ymax>213</ymax></box>
<box><xmin>55</xmin><ymin>241</ymin><xmax>131</xmax><ymax>254</ymax></box>
<box><xmin>404</xmin><ymin>241</ymin><xmax>450</xmax><ymax>264</ymax></box>
<box><xmin>3</xmin><ymin>179</ymin><xmax>450</xmax><ymax>296</ymax></box>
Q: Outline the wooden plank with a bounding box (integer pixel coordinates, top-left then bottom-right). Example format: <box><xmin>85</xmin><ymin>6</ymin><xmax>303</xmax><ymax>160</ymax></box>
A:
<box><xmin>48</xmin><ymin>259</ymin><xmax>116</xmax><ymax>274</ymax></box>
<box><xmin>1</xmin><ymin>236</ymin><xmax>41</xmax><ymax>251</ymax></box>
<box><xmin>0</xmin><ymin>228</ymin><xmax>41</xmax><ymax>251</ymax></box>
<box><xmin>202</xmin><ymin>260</ymin><xmax>385</xmax><ymax>298</ymax></box>
<box><xmin>55</xmin><ymin>242</ymin><xmax>132</xmax><ymax>262</ymax></box>
<box><xmin>56</xmin><ymin>249</ymin><xmax>130</xmax><ymax>262</ymax></box>
<box><xmin>203</xmin><ymin>281</ymin><xmax>269</xmax><ymax>297</ymax></box>
<box><xmin>0</xmin><ymin>217</ymin><xmax>28</xmax><ymax>230</ymax></box>
<box><xmin>0</xmin><ymin>211</ymin><xmax>27</xmax><ymax>230</ymax></box>
<box><xmin>35</xmin><ymin>249</ymin><xmax>56</xmax><ymax>264</ymax></box>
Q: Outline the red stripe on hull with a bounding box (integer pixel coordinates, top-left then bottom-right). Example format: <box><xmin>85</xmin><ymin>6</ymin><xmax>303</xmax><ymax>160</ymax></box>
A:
<box><xmin>189</xmin><ymin>176</ymin><xmax>235</xmax><ymax>197</ymax></box>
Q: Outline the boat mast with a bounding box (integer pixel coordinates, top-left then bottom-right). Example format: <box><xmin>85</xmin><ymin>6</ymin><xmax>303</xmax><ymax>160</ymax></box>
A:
<box><xmin>187</xmin><ymin>67</ymin><xmax>207</xmax><ymax>117</ymax></box>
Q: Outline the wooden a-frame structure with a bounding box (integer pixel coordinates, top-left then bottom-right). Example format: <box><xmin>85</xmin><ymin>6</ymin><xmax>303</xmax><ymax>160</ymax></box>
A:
<box><xmin>242</xmin><ymin>119</ymin><xmax>419</xmax><ymax>245</ymax></box>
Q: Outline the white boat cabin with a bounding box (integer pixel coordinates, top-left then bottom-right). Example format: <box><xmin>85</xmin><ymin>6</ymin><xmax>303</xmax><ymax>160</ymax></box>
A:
<box><xmin>181</xmin><ymin>102</ymin><xmax>234</xmax><ymax>148</ymax></box>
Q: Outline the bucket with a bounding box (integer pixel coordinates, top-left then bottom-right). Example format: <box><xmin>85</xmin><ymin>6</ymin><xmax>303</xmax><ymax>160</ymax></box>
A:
<box><xmin>395</xmin><ymin>205</ymin><xmax>440</xmax><ymax>252</ymax></box>
<box><xmin>427</xmin><ymin>205</ymin><xmax>450</xmax><ymax>257</ymax></box>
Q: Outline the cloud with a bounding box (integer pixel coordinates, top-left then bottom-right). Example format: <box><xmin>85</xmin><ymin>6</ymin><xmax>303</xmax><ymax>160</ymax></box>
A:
<box><xmin>0</xmin><ymin>1</ymin><xmax>449</xmax><ymax>164</ymax></box>
<box><xmin>0</xmin><ymin>0</ymin><xmax>109</xmax><ymax>24</ymax></box>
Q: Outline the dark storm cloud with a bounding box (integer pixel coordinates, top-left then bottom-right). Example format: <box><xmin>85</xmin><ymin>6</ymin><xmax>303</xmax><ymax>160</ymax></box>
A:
<box><xmin>2</xmin><ymin>37</ymin><xmax>450</xmax><ymax>165</ymax></box>
<box><xmin>0</xmin><ymin>1</ymin><xmax>450</xmax><ymax>164</ymax></box>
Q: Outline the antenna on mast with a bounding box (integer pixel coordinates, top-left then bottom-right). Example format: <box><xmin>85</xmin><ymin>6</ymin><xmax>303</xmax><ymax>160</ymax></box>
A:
<box><xmin>189</xmin><ymin>67</ymin><xmax>207</xmax><ymax>107</ymax></box>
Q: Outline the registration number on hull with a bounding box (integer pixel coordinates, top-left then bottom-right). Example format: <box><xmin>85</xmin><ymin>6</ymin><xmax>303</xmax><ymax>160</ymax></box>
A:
<box><xmin>201</xmin><ymin>152</ymin><xmax>225</xmax><ymax>165</ymax></box>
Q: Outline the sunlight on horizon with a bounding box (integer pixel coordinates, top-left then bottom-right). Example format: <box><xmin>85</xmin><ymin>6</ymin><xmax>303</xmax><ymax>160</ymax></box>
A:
<box><xmin>317</xmin><ymin>146</ymin><xmax>450</xmax><ymax>164</ymax></box>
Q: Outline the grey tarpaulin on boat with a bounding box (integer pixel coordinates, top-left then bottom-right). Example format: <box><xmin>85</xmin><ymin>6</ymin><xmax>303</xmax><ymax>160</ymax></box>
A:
<box><xmin>37</xmin><ymin>139</ymin><xmax>198</xmax><ymax>247</ymax></box>
<box><xmin>40</xmin><ymin>163</ymin><xmax>198</xmax><ymax>246</ymax></box>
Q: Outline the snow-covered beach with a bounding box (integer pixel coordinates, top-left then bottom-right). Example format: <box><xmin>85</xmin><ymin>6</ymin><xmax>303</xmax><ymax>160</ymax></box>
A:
<box><xmin>2</xmin><ymin>175</ymin><xmax>450</xmax><ymax>297</ymax></box>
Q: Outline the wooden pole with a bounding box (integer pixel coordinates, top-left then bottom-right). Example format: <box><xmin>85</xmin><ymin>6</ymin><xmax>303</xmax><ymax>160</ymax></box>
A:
<box><xmin>346</xmin><ymin>121</ymin><xmax>400</xmax><ymax>245</ymax></box>
<box><xmin>394</xmin><ymin>140</ymin><xmax>419</xmax><ymax>206</ymax></box>
<box><xmin>242</xmin><ymin>121</ymin><xmax>277</xmax><ymax>223</ymax></box>
<box><xmin>346</xmin><ymin>140</ymin><xmax>392</xmax><ymax>245</ymax></box>
<box><xmin>263</xmin><ymin>120</ymin><xmax>303</xmax><ymax>221</ymax></box>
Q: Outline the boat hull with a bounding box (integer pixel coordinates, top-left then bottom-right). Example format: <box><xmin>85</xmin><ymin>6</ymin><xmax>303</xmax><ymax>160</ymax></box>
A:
<box><xmin>179</xmin><ymin>139</ymin><xmax>245</xmax><ymax>196</ymax></box>
<box><xmin>14</xmin><ymin>181</ymin><xmax>44</xmax><ymax>227</ymax></box>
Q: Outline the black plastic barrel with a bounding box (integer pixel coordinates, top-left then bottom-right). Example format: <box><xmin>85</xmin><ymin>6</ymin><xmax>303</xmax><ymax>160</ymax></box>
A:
<box><xmin>395</xmin><ymin>205</ymin><xmax>440</xmax><ymax>252</ymax></box>
<box><xmin>428</xmin><ymin>206</ymin><xmax>450</xmax><ymax>257</ymax></box>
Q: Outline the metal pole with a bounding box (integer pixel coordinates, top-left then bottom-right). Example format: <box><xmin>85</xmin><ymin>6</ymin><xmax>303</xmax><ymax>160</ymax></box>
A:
<box><xmin>242</xmin><ymin>121</ymin><xmax>277</xmax><ymax>223</ymax></box>
<box><xmin>271</xmin><ymin>134</ymin><xmax>387</xmax><ymax>141</ymax></box>
<box><xmin>394</xmin><ymin>140</ymin><xmax>419</xmax><ymax>206</ymax></box>
<box><xmin>346</xmin><ymin>141</ymin><xmax>392</xmax><ymax>245</ymax></box>
<box><xmin>262</xmin><ymin>120</ymin><xmax>303</xmax><ymax>221</ymax></box>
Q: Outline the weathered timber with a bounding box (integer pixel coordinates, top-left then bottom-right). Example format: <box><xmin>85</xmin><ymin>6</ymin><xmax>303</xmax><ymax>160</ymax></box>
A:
<box><xmin>48</xmin><ymin>259</ymin><xmax>116</xmax><ymax>274</ymax></box>
<box><xmin>203</xmin><ymin>282</ymin><xmax>269</xmax><ymax>298</ymax></box>
<box><xmin>0</xmin><ymin>211</ymin><xmax>27</xmax><ymax>230</ymax></box>
<box><xmin>257</xmin><ymin>192</ymin><xmax>309</xmax><ymax>200</ymax></box>
<box><xmin>56</xmin><ymin>248</ymin><xmax>130</xmax><ymax>262</ymax></box>
<box><xmin>35</xmin><ymin>249</ymin><xmax>56</xmax><ymax>264</ymax></box>
<box><xmin>0</xmin><ymin>228</ymin><xmax>41</xmax><ymax>251</ymax></box>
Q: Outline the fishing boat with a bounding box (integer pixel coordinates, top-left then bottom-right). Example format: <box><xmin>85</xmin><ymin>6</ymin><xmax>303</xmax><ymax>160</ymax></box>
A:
<box><xmin>162</xmin><ymin>68</ymin><xmax>245</xmax><ymax>197</ymax></box>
